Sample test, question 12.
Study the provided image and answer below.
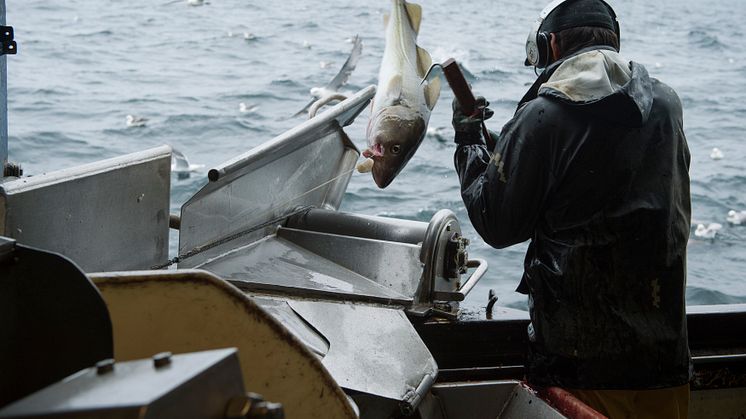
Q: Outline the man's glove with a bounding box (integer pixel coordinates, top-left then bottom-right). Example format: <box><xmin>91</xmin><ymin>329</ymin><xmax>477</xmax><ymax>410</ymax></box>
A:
<box><xmin>452</xmin><ymin>96</ymin><xmax>494</xmax><ymax>144</ymax></box>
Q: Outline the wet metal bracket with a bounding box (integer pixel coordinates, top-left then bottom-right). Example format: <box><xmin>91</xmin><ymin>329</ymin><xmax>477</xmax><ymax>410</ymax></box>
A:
<box><xmin>1</xmin><ymin>26</ymin><xmax>16</xmax><ymax>55</ymax></box>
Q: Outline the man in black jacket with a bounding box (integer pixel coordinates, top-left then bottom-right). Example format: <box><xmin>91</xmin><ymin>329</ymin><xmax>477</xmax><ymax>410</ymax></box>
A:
<box><xmin>451</xmin><ymin>0</ymin><xmax>692</xmax><ymax>417</ymax></box>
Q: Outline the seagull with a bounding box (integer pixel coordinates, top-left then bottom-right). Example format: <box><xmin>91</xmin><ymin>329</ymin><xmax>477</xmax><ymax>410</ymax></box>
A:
<box><xmin>293</xmin><ymin>35</ymin><xmax>363</xmax><ymax>118</ymax></box>
<box><xmin>239</xmin><ymin>102</ymin><xmax>259</xmax><ymax>113</ymax></box>
<box><xmin>710</xmin><ymin>147</ymin><xmax>724</xmax><ymax>160</ymax></box>
<box><xmin>243</xmin><ymin>32</ymin><xmax>256</xmax><ymax>41</ymax></box>
<box><xmin>694</xmin><ymin>223</ymin><xmax>722</xmax><ymax>239</ymax></box>
<box><xmin>171</xmin><ymin>148</ymin><xmax>205</xmax><ymax>179</ymax></box>
<box><xmin>727</xmin><ymin>210</ymin><xmax>746</xmax><ymax>225</ymax></box>
<box><xmin>126</xmin><ymin>115</ymin><xmax>148</xmax><ymax>128</ymax></box>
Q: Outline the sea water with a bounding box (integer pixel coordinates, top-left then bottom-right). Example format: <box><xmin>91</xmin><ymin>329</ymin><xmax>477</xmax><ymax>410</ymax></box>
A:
<box><xmin>6</xmin><ymin>0</ymin><xmax>746</xmax><ymax>313</ymax></box>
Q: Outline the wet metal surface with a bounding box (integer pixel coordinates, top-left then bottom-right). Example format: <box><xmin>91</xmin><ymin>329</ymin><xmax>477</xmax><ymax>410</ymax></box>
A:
<box><xmin>178</xmin><ymin>87</ymin><xmax>374</xmax><ymax>268</ymax></box>
<box><xmin>251</xmin><ymin>296</ymin><xmax>330</xmax><ymax>358</ymax></box>
<box><xmin>198</xmin><ymin>235</ymin><xmax>410</xmax><ymax>304</ymax></box>
<box><xmin>0</xmin><ymin>145</ymin><xmax>171</xmax><ymax>271</ymax></box>
<box><xmin>288</xmin><ymin>299</ymin><xmax>438</xmax><ymax>403</ymax></box>
<box><xmin>277</xmin><ymin>226</ymin><xmax>423</xmax><ymax>298</ymax></box>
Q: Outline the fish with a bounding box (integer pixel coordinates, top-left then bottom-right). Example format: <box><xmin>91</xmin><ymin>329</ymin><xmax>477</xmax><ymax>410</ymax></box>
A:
<box><xmin>363</xmin><ymin>0</ymin><xmax>440</xmax><ymax>188</ymax></box>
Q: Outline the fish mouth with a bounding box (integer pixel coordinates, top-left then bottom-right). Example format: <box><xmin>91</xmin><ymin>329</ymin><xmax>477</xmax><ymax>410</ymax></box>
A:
<box><xmin>362</xmin><ymin>143</ymin><xmax>384</xmax><ymax>158</ymax></box>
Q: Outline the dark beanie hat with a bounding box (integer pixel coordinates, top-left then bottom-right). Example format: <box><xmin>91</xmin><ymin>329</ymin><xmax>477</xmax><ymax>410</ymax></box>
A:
<box><xmin>541</xmin><ymin>0</ymin><xmax>617</xmax><ymax>33</ymax></box>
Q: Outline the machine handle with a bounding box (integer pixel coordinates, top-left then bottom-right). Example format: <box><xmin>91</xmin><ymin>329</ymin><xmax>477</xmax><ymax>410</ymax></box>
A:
<box><xmin>432</xmin><ymin>258</ymin><xmax>488</xmax><ymax>302</ymax></box>
<box><xmin>440</xmin><ymin>58</ymin><xmax>495</xmax><ymax>150</ymax></box>
<box><xmin>441</xmin><ymin>58</ymin><xmax>477</xmax><ymax>115</ymax></box>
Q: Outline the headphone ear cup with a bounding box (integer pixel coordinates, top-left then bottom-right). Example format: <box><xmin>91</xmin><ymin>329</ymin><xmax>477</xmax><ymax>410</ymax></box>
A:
<box><xmin>537</xmin><ymin>31</ymin><xmax>550</xmax><ymax>68</ymax></box>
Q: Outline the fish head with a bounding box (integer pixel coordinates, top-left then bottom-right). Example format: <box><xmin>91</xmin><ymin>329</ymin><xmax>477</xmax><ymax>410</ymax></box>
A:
<box><xmin>365</xmin><ymin>105</ymin><xmax>426</xmax><ymax>188</ymax></box>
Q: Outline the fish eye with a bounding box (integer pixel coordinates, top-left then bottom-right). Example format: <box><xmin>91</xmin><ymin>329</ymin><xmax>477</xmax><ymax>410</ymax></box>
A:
<box><xmin>391</xmin><ymin>144</ymin><xmax>401</xmax><ymax>154</ymax></box>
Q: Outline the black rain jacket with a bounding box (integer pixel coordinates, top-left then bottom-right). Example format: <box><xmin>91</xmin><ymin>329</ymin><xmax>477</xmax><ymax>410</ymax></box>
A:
<box><xmin>454</xmin><ymin>47</ymin><xmax>693</xmax><ymax>389</ymax></box>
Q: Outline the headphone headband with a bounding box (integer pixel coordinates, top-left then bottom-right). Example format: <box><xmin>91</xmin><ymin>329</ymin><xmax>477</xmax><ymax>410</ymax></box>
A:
<box><xmin>525</xmin><ymin>0</ymin><xmax>619</xmax><ymax>68</ymax></box>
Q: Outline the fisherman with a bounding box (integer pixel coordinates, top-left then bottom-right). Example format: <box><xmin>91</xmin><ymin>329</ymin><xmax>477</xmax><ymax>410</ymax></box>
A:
<box><xmin>450</xmin><ymin>0</ymin><xmax>692</xmax><ymax>417</ymax></box>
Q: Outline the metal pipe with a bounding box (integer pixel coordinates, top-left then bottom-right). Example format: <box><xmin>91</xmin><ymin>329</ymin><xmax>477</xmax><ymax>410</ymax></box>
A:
<box><xmin>0</xmin><ymin>0</ymin><xmax>8</xmax><ymax>171</ymax></box>
<box><xmin>286</xmin><ymin>208</ymin><xmax>428</xmax><ymax>245</ymax></box>
<box><xmin>207</xmin><ymin>86</ymin><xmax>375</xmax><ymax>183</ymax></box>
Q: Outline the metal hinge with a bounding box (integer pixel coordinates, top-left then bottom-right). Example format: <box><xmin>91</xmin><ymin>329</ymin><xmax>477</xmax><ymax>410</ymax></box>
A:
<box><xmin>1</xmin><ymin>26</ymin><xmax>17</xmax><ymax>55</ymax></box>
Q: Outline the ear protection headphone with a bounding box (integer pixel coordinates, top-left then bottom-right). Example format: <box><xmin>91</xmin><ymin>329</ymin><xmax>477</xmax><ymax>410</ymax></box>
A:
<box><xmin>525</xmin><ymin>0</ymin><xmax>620</xmax><ymax>69</ymax></box>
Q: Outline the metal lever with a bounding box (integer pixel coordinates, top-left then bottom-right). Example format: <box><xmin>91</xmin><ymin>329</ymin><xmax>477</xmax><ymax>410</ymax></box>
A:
<box><xmin>422</xmin><ymin>58</ymin><xmax>494</xmax><ymax>150</ymax></box>
<box><xmin>432</xmin><ymin>258</ymin><xmax>488</xmax><ymax>302</ymax></box>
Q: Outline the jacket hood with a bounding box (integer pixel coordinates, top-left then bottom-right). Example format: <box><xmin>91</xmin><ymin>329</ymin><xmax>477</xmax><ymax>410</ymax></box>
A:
<box><xmin>538</xmin><ymin>49</ymin><xmax>654</xmax><ymax>126</ymax></box>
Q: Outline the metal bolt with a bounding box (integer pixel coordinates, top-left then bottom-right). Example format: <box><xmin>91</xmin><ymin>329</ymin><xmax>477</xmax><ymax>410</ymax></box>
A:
<box><xmin>250</xmin><ymin>401</ymin><xmax>285</xmax><ymax>419</ymax></box>
<box><xmin>96</xmin><ymin>358</ymin><xmax>115</xmax><ymax>375</ymax></box>
<box><xmin>153</xmin><ymin>351</ymin><xmax>173</xmax><ymax>368</ymax></box>
<box><xmin>225</xmin><ymin>395</ymin><xmax>251</xmax><ymax>418</ymax></box>
<box><xmin>264</xmin><ymin>402</ymin><xmax>285</xmax><ymax>419</ymax></box>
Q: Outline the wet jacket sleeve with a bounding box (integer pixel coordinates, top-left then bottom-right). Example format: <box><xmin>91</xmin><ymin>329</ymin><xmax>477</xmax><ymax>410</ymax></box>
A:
<box><xmin>454</xmin><ymin>105</ymin><xmax>552</xmax><ymax>249</ymax></box>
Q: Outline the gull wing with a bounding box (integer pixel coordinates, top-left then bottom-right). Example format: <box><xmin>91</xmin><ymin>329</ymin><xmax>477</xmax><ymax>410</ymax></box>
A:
<box><xmin>293</xmin><ymin>98</ymin><xmax>318</xmax><ymax>118</ymax></box>
<box><xmin>325</xmin><ymin>35</ymin><xmax>363</xmax><ymax>91</ymax></box>
<box><xmin>292</xmin><ymin>35</ymin><xmax>363</xmax><ymax>118</ymax></box>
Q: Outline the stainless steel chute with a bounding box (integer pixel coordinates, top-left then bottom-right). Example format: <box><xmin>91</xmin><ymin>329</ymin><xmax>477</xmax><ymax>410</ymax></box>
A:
<box><xmin>176</xmin><ymin>86</ymin><xmax>487</xmax><ymax>415</ymax></box>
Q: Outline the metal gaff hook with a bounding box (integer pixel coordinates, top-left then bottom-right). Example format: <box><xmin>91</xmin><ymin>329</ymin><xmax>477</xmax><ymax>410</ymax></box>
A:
<box><xmin>420</xmin><ymin>63</ymin><xmax>444</xmax><ymax>85</ymax></box>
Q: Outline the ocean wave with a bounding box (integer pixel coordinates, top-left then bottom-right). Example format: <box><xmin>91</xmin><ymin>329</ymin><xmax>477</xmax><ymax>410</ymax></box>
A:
<box><xmin>687</xmin><ymin>29</ymin><xmax>726</xmax><ymax>50</ymax></box>
<box><xmin>72</xmin><ymin>29</ymin><xmax>115</xmax><ymax>38</ymax></box>
<box><xmin>687</xmin><ymin>286</ymin><xmax>746</xmax><ymax>305</ymax></box>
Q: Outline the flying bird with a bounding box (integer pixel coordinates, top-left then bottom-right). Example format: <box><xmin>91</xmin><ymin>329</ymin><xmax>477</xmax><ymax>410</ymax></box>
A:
<box><xmin>293</xmin><ymin>35</ymin><xmax>363</xmax><ymax>118</ymax></box>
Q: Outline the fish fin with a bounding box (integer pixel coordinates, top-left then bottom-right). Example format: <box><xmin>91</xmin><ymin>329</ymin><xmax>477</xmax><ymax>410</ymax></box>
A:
<box><xmin>383</xmin><ymin>12</ymin><xmax>389</xmax><ymax>29</ymax></box>
<box><xmin>416</xmin><ymin>45</ymin><xmax>433</xmax><ymax>77</ymax></box>
<box><xmin>417</xmin><ymin>46</ymin><xmax>440</xmax><ymax>110</ymax></box>
<box><xmin>424</xmin><ymin>74</ymin><xmax>441</xmax><ymax>110</ymax></box>
<box><xmin>387</xmin><ymin>74</ymin><xmax>403</xmax><ymax>99</ymax></box>
<box><xmin>404</xmin><ymin>1</ymin><xmax>422</xmax><ymax>34</ymax></box>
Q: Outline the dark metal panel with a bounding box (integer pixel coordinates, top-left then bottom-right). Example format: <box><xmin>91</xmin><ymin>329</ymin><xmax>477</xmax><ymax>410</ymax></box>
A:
<box><xmin>0</xmin><ymin>349</ymin><xmax>246</xmax><ymax>418</ymax></box>
<box><xmin>0</xmin><ymin>0</ymin><xmax>7</xmax><ymax>168</ymax></box>
<box><xmin>412</xmin><ymin>313</ymin><xmax>530</xmax><ymax>372</ymax></box>
<box><xmin>0</xmin><ymin>239</ymin><xmax>113</xmax><ymax>408</ymax></box>
<box><xmin>687</xmin><ymin>304</ymin><xmax>746</xmax><ymax>353</ymax></box>
<box><xmin>414</xmin><ymin>305</ymin><xmax>746</xmax><ymax>389</ymax></box>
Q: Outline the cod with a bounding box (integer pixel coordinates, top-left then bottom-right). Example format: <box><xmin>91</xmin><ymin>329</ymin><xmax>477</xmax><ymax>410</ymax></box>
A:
<box><xmin>363</xmin><ymin>0</ymin><xmax>440</xmax><ymax>188</ymax></box>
